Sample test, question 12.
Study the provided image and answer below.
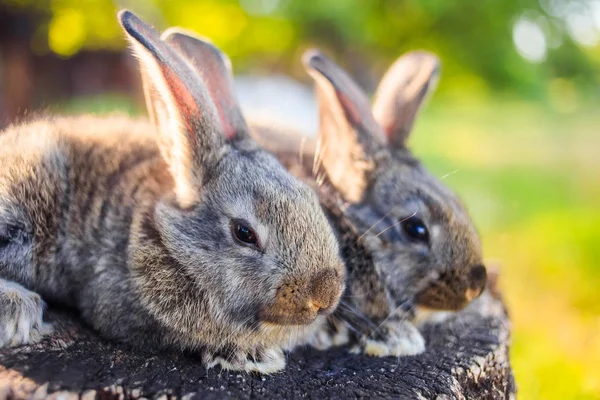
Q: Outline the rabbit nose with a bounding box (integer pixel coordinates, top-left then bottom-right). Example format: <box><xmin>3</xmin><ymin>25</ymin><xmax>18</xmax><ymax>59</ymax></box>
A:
<box><xmin>465</xmin><ymin>264</ymin><xmax>487</xmax><ymax>301</ymax></box>
<box><xmin>259</xmin><ymin>268</ymin><xmax>344</xmax><ymax>325</ymax></box>
<box><xmin>307</xmin><ymin>300</ymin><xmax>326</xmax><ymax>314</ymax></box>
<box><xmin>308</xmin><ymin>268</ymin><xmax>343</xmax><ymax>314</ymax></box>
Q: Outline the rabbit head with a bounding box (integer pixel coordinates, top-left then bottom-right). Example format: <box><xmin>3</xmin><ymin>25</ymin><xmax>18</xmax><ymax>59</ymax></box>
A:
<box><xmin>119</xmin><ymin>12</ymin><xmax>344</xmax><ymax>352</ymax></box>
<box><xmin>303</xmin><ymin>50</ymin><xmax>486</xmax><ymax>317</ymax></box>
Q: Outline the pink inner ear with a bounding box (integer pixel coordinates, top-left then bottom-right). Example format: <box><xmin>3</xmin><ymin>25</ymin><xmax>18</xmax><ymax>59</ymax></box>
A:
<box><xmin>160</xmin><ymin>64</ymin><xmax>201</xmax><ymax>146</ymax></box>
<box><xmin>336</xmin><ymin>88</ymin><xmax>364</xmax><ymax>127</ymax></box>
<box><xmin>381</xmin><ymin>118</ymin><xmax>397</xmax><ymax>139</ymax></box>
<box><xmin>215</xmin><ymin>97</ymin><xmax>238</xmax><ymax>141</ymax></box>
<box><xmin>201</xmin><ymin>63</ymin><xmax>238</xmax><ymax>140</ymax></box>
<box><xmin>335</xmin><ymin>86</ymin><xmax>385</xmax><ymax>142</ymax></box>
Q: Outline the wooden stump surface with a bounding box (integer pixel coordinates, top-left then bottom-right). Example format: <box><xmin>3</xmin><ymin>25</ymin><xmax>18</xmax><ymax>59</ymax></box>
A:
<box><xmin>0</xmin><ymin>286</ymin><xmax>514</xmax><ymax>399</ymax></box>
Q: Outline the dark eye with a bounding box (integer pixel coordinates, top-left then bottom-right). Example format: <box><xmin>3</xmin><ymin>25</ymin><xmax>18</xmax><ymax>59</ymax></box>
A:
<box><xmin>231</xmin><ymin>220</ymin><xmax>259</xmax><ymax>247</ymax></box>
<box><xmin>401</xmin><ymin>216</ymin><xmax>430</xmax><ymax>243</ymax></box>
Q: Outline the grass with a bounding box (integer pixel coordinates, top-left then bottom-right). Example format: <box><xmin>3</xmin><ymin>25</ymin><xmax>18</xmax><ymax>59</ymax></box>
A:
<box><xmin>57</xmin><ymin>94</ymin><xmax>600</xmax><ymax>399</ymax></box>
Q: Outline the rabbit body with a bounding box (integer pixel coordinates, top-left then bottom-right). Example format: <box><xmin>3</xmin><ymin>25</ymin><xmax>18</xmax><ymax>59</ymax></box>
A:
<box><xmin>249</xmin><ymin>50</ymin><xmax>488</xmax><ymax>357</ymax></box>
<box><xmin>0</xmin><ymin>116</ymin><xmax>175</xmax><ymax>346</ymax></box>
<box><xmin>0</xmin><ymin>12</ymin><xmax>345</xmax><ymax>374</ymax></box>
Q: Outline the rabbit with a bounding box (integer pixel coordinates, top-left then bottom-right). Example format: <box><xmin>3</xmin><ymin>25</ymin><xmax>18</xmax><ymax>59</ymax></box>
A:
<box><xmin>0</xmin><ymin>11</ymin><xmax>346</xmax><ymax>374</ymax></box>
<box><xmin>247</xmin><ymin>49</ymin><xmax>488</xmax><ymax>357</ymax></box>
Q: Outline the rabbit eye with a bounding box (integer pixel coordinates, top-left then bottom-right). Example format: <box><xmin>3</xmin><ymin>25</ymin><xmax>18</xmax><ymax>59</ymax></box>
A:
<box><xmin>401</xmin><ymin>217</ymin><xmax>430</xmax><ymax>243</ymax></box>
<box><xmin>231</xmin><ymin>220</ymin><xmax>259</xmax><ymax>247</ymax></box>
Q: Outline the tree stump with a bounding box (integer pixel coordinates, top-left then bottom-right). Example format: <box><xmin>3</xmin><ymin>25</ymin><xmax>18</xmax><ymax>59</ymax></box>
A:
<box><xmin>0</xmin><ymin>282</ymin><xmax>514</xmax><ymax>399</ymax></box>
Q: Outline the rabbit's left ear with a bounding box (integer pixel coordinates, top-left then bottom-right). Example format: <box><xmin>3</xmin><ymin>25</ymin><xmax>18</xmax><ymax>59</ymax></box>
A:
<box><xmin>162</xmin><ymin>29</ymin><xmax>249</xmax><ymax>142</ymax></box>
<box><xmin>303</xmin><ymin>49</ymin><xmax>386</xmax><ymax>203</ymax></box>
<box><xmin>118</xmin><ymin>10</ymin><xmax>228</xmax><ymax>207</ymax></box>
<box><xmin>372</xmin><ymin>51</ymin><xmax>440</xmax><ymax>148</ymax></box>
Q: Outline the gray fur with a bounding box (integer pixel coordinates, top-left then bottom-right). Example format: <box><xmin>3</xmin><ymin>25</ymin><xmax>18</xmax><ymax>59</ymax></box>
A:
<box><xmin>249</xmin><ymin>50</ymin><xmax>487</xmax><ymax>356</ymax></box>
<box><xmin>0</xmin><ymin>11</ymin><xmax>344</xmax><ymax>374</ymax></box>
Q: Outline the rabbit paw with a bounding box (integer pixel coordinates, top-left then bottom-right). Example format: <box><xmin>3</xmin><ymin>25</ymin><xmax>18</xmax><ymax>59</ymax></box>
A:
<box><xmin>0</xmin><ymin>280</ymin><xmax>53</xmax><ymax>348</ymax></box>
<box><xmin>309</xmin><ymin>318</ymin><xmax>350</xmax><ymax>350</ymax></box>
<box><xmin>362</xmin><ymin>319</ymin><xmax>425</xmax><ymax>357</ymax></box>
<box><xmin>204</xmin><ymin>346</ymin><xmax>285</xmax><ymax>374</ymax></box>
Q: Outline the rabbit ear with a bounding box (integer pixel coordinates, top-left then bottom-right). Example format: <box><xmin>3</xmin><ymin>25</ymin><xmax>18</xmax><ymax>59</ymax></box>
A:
<box><xmin>372</xmin><ymin>51</ymin><xmax>440</xmax><ymax>148</ymax></box>
<box><xmin>161</xmin><ymin>29</ymin><xmax>249</xmax><ymax>142</ymax></box>
<box><xmin>303</xmin><ymin>49</ymin><xmax>386</xmax><ymax>203</ymax></box>
<box><xmin>118</xmin><ymin>10</ymin><xmax>225</xmax><ymax>208</ymax></box>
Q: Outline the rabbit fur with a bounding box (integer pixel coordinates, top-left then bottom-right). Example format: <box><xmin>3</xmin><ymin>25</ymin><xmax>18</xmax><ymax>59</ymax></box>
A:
<box><xmin>248</xmin><ymin>50</ymin><xmax>488</xmax><ymax>357</ymax></box>
<box><xmin>0</xmin><ymin>11</ymin><xmax>345</xmax><ymax>374</ymax></box>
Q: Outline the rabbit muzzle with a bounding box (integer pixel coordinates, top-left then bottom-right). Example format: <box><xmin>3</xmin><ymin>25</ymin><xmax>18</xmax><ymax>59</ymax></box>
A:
<box><xmin>414</xmin><ymin>264</ymin><xmax>487</xmax><ymax>311</ymax></box>
<box><xmin>258</xmin><ymin>268</ymin><xmax>344</xmax><ymax>326</ymax></box>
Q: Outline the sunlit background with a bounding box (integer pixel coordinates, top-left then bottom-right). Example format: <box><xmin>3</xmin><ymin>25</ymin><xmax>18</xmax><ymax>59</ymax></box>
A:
<box><xmin>1</xmin><ymin>1</ymin><xmax>599</xmax><ymax>399</ymax></box>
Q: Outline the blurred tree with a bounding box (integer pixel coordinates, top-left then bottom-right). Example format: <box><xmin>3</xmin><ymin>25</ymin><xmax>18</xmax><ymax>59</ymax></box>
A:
<box><xmin>1</xmin><ymin>0</ymin><xmax>599</xmax><ymax>99</ymax></box>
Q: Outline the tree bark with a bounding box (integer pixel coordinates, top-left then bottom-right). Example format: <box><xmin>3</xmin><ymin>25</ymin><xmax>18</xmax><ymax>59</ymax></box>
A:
<box><xmin>0</xmin><ymin>285</ymin><xmax>514</xmax><ymax>399</ymax></box>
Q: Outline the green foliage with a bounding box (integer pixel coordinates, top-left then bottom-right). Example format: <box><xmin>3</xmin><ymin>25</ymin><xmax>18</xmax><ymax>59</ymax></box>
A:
<box><xmin>3</xmin><ymin>0</ymin><xmax>600</xmax><ymax>99</ymax></box>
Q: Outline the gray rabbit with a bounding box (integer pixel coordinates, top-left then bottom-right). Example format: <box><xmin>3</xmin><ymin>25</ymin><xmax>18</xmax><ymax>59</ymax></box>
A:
<box><xmin>247</xmin><ymin>50</ymin><xmax>488</xmax><ymax>356</ymax></box>
<box><xmin>0</xmin><ymin>11</ymin><xmax>345</xmax><ymax>374</ymax></box>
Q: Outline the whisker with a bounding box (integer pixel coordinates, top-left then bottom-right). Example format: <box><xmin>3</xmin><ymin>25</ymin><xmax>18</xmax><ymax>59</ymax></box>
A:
<box><xmin>338</xmin><ymin>301</ymin><xmax>380</xmax><ymax>332</ymax></box>
<box><xmin>355</xmin><ymin>209</ymin><xmax>396</xmax><ymax>243</ymax></box>
<box><xmin>298</xmin><ymin>136</ymin><xmax>307</xmax><ymax>167</ymax></box>
<box><xmin>287</xmin><ymin>324</ymin><xmax>294</xmax><ymax>350</ymax></box>
<box><xmin>440</xmin><ymin>169</ymin><xmax>459</xmax><ymax>180</ymax></box>
<box><xmin>293</xmin><ymin>325</ymin><xmax>299</xmax><ymax>349</ymax></box>
<box><xmin>373</xmin><ymin>208</ymin><xmax>419</xmax><ymax>238</ymax></box>
<box><xmin>339</xmin><ymin>319</ymin><xmax>362</xmax><ymax>335</ymax></box>
<box><xmin>316</xmin><ymin>171</ymin><xmax>327</xmax><ymax>187</ymax></box>
<box><xmin>312</xmin><ymin>137</ymin><xmax>323</xmax><ymax>176</ymax></box>
<box><xmin>313</xmin><ymin>146</ymin><xmax>327</xmax><ymax>180</ymax></box>
<box><xmin>374</xmin><ymin>298</ymin><xmax>413</xmax><ymax>330</ymax></box>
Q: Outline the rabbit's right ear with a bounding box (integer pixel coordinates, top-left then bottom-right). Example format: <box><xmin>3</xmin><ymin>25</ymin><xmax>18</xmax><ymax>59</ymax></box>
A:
<box><xmin>303</xmin><ymin>50</ymin><xmax>386</xmax><ymax>203</ymax></box>
<box><xmin>372</xmin><ymin>51</ymin><xmax>440</xmax><ymax>149</ymax></box>
<box><xmin>161</xmin><ymin>29</ymin><xmax>250</xmax><ymax>144</ymax></box>
<box><xmin>118</xmin><ymin>10</ymin><xmax>225</xmax><ymax>208</ymax></box>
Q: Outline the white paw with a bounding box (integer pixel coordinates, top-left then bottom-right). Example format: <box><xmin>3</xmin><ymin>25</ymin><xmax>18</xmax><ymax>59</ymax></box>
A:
<box><xmin>308</xmin><ymin>327</ymin><xmax>334</xmax><ymax>350</ymax></box>
<box><xmin>308</xmin><ymin>320</ymin><xmax>350</xmax><ymax>350</ymax></box>
<box><xmin>242</xmin><ymin>347</ymin><xmax>286</xmax><ymax>374</ymax></box>
<box><xmin>363</xmin><ymin>338</ymin><xmax>393</xmax><ymax>357</ymax></box>
<box><xmin>413</xmin><ymin>306</ymin><xmax>453</xmax><ymax>327</ymax></box>
<box><xmin>363</xmin><ymin>320</ymin><xmax>425</xmax><ymax>357</ymax></box>
<box><xmin>387</xmin><ymin>331</ymin><xmax>426</xmax><ymax>356</ymax></box>
<box><xmin>0</xmin><ymin>281</ymin><xmax>53</xmax><ymax>347</ymax></box>
<box><xmin>331</xmin><ymin>324</ymin><xmax>350</xmax><ymax>347</ymax></box>
<box><xmin>205</xmin><ymin>347</ymin><xmax>286</xmax><ymax>374</ymax></box>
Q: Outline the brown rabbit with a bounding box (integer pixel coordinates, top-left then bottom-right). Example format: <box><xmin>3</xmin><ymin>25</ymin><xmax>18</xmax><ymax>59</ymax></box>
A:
<box><xmin>247</xmin><ymin>50</ymin><xmax>487</xmax><ymax>357</ymax></box>
<box><xmin>0</xmin><ymin>11</ymin><xmax>345</xmax><ymax>374</ymax></box>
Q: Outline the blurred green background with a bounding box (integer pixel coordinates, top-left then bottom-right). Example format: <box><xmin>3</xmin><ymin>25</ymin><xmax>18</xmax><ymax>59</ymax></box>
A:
<box><xmin>1</xmin><ymin>0</ymin><xmax>599</xmax><ymax>399</ymax></box>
